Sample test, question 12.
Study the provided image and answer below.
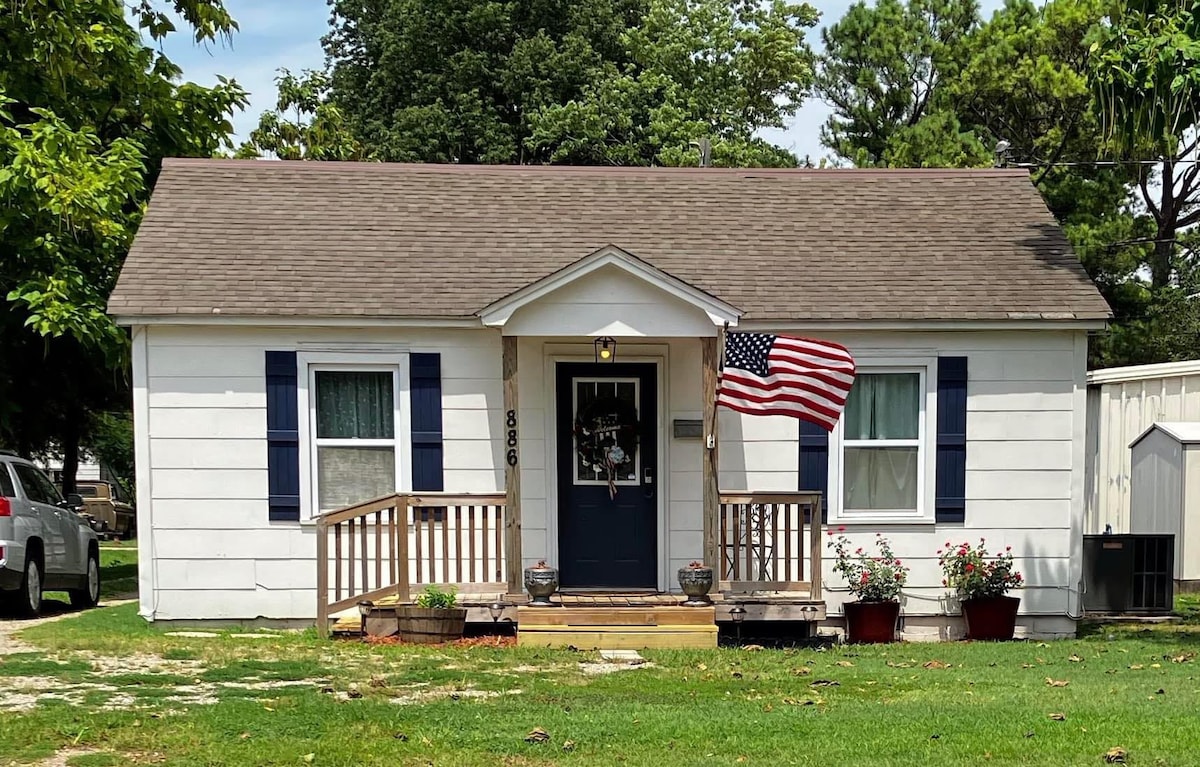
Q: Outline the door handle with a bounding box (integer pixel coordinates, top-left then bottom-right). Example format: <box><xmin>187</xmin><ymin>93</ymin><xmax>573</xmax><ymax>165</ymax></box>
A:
<box><xmin>643</xmin><ymin>467</ymin><xmax>654</xmax><ymax>485</ymax></box>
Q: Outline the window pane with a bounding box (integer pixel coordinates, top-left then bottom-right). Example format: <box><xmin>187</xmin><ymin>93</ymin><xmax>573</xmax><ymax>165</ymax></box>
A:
<box><xmin>574</xmin><ymin>379</ymin><xmax>640</xmax><ymax>483</ymax></box>
<box><xmin>0</xmin><ymin>466</ymin><xmax>14</xmax><ymax>498</ymax></box>
<box><xmin>317</xmin><ymin>447</ymin><xmax>395</xmax><ymax>511</ymax></box>
<box><xmin>14</xmin><ymin>465</ymin><xmax>51</xmax><ymax>504</ymax></box>
<box><xmin>315</xmin><ymin>371</ymin><xmax>394</xmax><ymax>439</ymax></box>
<box><xmin>844</xmin><ymin>447</ymin><xmax>918</xmax><ymax>511</ymax></box>
<box><xmin>844</xmin><ymin>373</ymin><xmax>920</xmax><ymax>440</ymax></box>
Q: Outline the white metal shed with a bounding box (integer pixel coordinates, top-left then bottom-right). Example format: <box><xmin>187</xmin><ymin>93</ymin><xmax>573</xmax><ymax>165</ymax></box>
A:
<box><xmin>1129</xmin><ymin>422</ymin><xmax>1200</xmax><ymax>585</ymax></box>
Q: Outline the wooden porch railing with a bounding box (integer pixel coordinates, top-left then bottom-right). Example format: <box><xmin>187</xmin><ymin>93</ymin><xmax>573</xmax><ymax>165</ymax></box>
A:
<box><xmin>315</xmin><ymin>492</ymin><xmax>507</xmax><ymax>635</ymax></box>
<box><xmin>718</xmin><ymin>491</ymin><xmax>822</xmax><ymax>596</ymax></box>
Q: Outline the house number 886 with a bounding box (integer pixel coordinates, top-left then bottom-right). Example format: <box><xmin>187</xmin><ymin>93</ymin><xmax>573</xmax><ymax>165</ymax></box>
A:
<box><xmin>506</xmin><ymin>409</ymin><xmax>519</xmax><ymax>466</ymax></box>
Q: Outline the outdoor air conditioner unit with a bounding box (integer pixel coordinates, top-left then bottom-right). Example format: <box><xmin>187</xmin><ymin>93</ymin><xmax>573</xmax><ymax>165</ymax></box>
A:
<box><xmin>1082</xmin><ymin>534</ymin><xmax>1174</xmax><ymax>615</ymax></box>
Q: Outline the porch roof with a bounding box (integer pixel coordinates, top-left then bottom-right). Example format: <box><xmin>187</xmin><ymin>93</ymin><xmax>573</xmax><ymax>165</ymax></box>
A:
<box><xmin>109</xmin><ymin>159</ymin><xmax>1111</xmax><ymax>324</ymax></box>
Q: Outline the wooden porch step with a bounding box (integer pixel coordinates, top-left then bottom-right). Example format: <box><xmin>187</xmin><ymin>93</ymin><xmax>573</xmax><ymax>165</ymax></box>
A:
<box><xmin>516</xmin><ymin>606</ymin><xmax>714</xmax><ymax>626</ymax></box>
<box><xmin>516</xmin><ymin>605</ymin><xmax>717</xmax><ymax>649</ymax></box>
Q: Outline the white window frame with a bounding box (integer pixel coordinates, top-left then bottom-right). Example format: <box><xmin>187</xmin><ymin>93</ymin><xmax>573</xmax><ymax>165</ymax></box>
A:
<box><xmin>297</xmin><ymin>352</ymin><xmax>413</xmax><ymax>521</ymax></box>
<box><xmin>829</xmin><ymin>358</ymin><xmax>938</xmax><ymax>524</ymax></box>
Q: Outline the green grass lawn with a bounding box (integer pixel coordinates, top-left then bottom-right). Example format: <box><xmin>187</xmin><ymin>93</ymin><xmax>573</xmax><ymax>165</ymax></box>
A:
<box><xmin>3</xmin><ymin>602</ymin><xmax>1200</xmax><ymax>766</ymax></box>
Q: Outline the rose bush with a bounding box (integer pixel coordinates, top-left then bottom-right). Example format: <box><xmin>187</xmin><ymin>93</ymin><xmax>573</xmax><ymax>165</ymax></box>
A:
<box><xmin>938</xmin><ymin>539</ymin><xmax>1023</xmax><ymax>600</ymax></box>
<box><xmin>827</xmin><ymin>530</ymin><xmax>908</xmax><ymax>602</ymax></box>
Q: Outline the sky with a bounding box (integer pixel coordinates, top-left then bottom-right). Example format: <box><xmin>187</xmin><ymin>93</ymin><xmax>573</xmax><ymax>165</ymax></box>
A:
<box><xmin>161</xmin><ymin>0</ymin><xmax>1007</xmax><ymax>162</ymax></box>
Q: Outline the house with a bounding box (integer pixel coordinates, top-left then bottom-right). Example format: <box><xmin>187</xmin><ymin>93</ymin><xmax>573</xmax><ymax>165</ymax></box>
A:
<box><xmin>109</xmin><ymin>159</ymin><xmax>1110</xmax><ymax>639</ymax></box>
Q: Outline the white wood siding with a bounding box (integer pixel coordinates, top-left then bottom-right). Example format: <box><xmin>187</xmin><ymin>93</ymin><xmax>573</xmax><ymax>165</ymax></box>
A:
<box><xmin>138</xmin><ymin>325</ymin><xmax>504</xmax><ymax>621</ymax></box>
<box><xmin>715</xmin><ymin>329</ymin><xmax>1084</xmax><ymax>617</ymax></box>
<box><xmin>135</xmin><ymin>323</ymin><xmax>1086</xmax><ymax>622</ymax></box>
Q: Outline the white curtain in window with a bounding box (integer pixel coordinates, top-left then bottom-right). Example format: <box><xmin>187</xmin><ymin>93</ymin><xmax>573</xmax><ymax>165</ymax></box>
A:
<box><xmin>844</xmin><ymin>447</ymin><xmax>918</xmax><ymax>510</ymax></box>
<box><xmin>318</xmin><ymin>447</ymin><xmax>396</xmax><ymax>510</ymax></box>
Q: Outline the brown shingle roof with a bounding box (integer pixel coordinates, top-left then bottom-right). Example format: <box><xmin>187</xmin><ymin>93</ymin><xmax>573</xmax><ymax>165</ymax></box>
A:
<box><xmin>108</xmin><ymin>159</ymin><xmax>1111</xmax><ymax>322</ymax></box>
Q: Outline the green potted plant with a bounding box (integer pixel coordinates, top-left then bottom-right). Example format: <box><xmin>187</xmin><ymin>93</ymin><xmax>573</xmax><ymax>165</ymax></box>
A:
<box><xmin>939</xmin><ymin>539</ymin><xmax>1023</xmax><ymax>640</ymax></box>
<box><xmin>396</xmin><ymin>585</ymin><xmax>466</xmax><ymax>643</ymax></box>
<box><xmin>828</xmin><ymin>531</ymin><xmax>908</xmax><ymax>643</ymax></box>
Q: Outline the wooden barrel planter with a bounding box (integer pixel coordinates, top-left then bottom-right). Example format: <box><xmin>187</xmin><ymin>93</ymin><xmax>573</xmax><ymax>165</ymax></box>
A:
<box><xmin>395</xmin><ymin>606</ymin><xmax>467</xmax><ymax>644</ymax></box>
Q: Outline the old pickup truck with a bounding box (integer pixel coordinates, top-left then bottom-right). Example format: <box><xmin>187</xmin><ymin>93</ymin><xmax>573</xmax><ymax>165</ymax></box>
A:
<box><xmin>75</xmin><ymin>480</ymin><xmax>136</xmax><ymax>539</ymax></box>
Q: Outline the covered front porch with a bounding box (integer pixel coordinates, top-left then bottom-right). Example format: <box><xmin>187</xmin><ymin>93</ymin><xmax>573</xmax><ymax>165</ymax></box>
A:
<box><xmin>314</xmin><ymin>245</ymin><xmax>828</xmax><ymax>641</ymax></box>
<box><xmin>316</xmin><ymin>490</ymin><xmax>826</xmax><ymax>638</ymax></box>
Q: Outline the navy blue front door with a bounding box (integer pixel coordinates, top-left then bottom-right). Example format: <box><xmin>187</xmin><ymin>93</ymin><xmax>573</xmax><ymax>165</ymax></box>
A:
<box><xmin>556</xmin><ymin>362</ymin><xmax>658</xmax><ymax>589</ymax></box>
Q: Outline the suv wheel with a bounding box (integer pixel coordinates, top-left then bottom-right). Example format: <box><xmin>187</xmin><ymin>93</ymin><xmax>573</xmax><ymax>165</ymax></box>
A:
<box><xmin>18</xmin><ymin>555</ymin><xmax>42</xmax><ymax>617</ymax></box>
<box><xmin>70</xmin><ymin>549</ymin><xmax>101</xmax><ymax>609</ymax></box>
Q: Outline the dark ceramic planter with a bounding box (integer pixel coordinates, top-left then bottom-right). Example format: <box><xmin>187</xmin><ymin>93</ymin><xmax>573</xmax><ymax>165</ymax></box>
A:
<box><xmin>962</xmin><ymin>595</ymin><xmax>1020</xmax><ymax>641</ymax></box>
<box><xmin>677</xmin><ymin>566</ymin><xmax>714</xmax><ymax>606</ymax></box>
<box><xmin>843</xmin><ymin>600</ymin><xmax>901</xmax><ymax>644</ymax></box>
<box><xmin>524</xmin><ymin>564</ymin><xmax>559</xmax><ymax>606</ymax></box>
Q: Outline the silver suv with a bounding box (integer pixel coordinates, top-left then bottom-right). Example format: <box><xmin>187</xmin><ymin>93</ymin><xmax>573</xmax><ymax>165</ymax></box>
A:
<box><xmin>0</xmin><ymin>453</ymin><xmax>101</xmax><ymax>616</ymax></box>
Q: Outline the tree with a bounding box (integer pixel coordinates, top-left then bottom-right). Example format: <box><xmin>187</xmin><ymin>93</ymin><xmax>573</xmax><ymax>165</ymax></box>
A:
<box><xmin>527</xmin><ymin>0</ymin><xmax>818</xmax><ymax>167</ymax></box>
<box><xmin>1090</xmin><ymin>0</ymin><xmax>1200</xmax><ymax>291</ymax></box>
<box><xmin>237</xmin><ymin>68</ymin><xmax>364</xmax><ymax>160</ymax></box>
<box><xmin>0</xmin><ymin>0</ymin><xmax>246</xmax><ymax>491</ymax></box>
<box><xmin>325</xmin><ymin>0</ymin><xmax>648</xmax><ymax>163</ymax></box>
<box><xmin>814</xmin><ymin>0</ymin><xmax>981</xmax><ymax>167</ymax></box>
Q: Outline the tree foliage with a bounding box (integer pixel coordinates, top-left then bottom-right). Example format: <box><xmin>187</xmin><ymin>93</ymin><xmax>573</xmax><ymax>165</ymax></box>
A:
<box><xmin>815</xmin><ymin>0</ymin><xmax>1200</xmax><ymax>367</ymax></box>
<box><xmin>324</xmin><ymin>0</ymin><xmax>817</xmax><ymax>167</ymax></box>
<box><xmin>0</xmin><ymin>0</ymin><xmax>245</xmax><ymax>488</ymax></box>
<box><xmin>325</xmin><ymin>0</ymin><xmax>647</xmax><ymax>163</ymax></box>
<box><xmin>1090</xmin><ymin>0</ymin><xmax>1200</xmax><ymax>291</ymax></box>
<box><xmin>528</xmin><ymin>0</ymin><xmax>818</xmax><ymax>166</ymax></box>
<box><xmin>237</xmin><ymin>69</ymin><xmax>364</xmax><ymax>160</ymax></box>
<box><xmin>815</xmin><ymin>0</ymin><xmax>981</xmax><ymax>167</ymax></box>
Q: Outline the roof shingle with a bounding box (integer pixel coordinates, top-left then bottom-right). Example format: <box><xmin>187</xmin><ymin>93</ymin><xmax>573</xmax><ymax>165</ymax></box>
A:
<box><xmin>108</xmin><ymin>159</ymin><xmax>1111</xmax><ymax>322</ymax></box>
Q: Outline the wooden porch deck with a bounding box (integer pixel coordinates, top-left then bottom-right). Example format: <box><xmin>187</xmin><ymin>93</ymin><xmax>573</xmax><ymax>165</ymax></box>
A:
<box><xmin>331</xmin><ymin>591</ymin><xmax>826</xmax><ymax>635</ymax></box>
<box><xmin>318</xmin><ymin>490</ymin><xmax>827</xmax><ymax>643</ymax></box>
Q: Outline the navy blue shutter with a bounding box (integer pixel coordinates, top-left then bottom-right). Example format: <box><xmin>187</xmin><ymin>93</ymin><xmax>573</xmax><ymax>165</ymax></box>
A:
<box><xmin>409</xmin><ymin>353</ymin><xmax>444</xmax><ymax>492</ymax></box>
<box><xmin>936</xmin><ymin>357</ymin><xmax>968</xmax><ymax>523</ymax></box>
<box><xmin>799</xmin><ymin>420</ymin><xmax>829</xmax><ymax>523</ymax></box>
<box><xmin>265</xmin><ymin>351</ymin><xmax>300</xmax><ymax>521</ymax></box>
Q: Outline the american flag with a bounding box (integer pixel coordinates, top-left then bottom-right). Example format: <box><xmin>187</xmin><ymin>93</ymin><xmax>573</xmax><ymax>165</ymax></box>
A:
<box><xmin>716</xmin><ymin>333</ymin><xmax>857</xmax><ymax>431</ymax></box>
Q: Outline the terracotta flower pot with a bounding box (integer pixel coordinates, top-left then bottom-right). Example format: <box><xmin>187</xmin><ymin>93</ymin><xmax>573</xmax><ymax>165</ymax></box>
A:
<box><xmin>843</xmin><ymin>600</ymin><xmax>901</xmax><ymax>644</ymax></box>
<box><xmin>961</xmin><ymin>595</ymin><xmax>1020</xmax><ymax>640</ymax></box>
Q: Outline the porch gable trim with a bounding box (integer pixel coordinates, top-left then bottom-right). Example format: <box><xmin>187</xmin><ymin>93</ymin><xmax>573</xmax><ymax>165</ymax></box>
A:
<box><xmin>476</xmin><ymin>244</ymin><xmax>743</xmax><ymax>329</ymax></box>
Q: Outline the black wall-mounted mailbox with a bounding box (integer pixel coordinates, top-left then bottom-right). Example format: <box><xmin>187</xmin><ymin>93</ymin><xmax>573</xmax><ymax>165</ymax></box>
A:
<box><xmin>673</xmin><ymin>419</ymin><xmax>703</xmax><ymax>439</ymax></box>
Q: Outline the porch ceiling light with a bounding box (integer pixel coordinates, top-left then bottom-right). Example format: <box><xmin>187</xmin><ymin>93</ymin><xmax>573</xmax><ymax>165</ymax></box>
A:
<box><xmin>594</xmin><ymin>336</ymin><xmax>616</xmax><ymax>363</ymax></box>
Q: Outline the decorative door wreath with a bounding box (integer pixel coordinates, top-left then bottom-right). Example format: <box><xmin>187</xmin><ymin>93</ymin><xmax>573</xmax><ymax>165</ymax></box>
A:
<box><xmin>574</xmin><ymin>394</ymin><xmax>639</xmax><ymax>499</ymax></box>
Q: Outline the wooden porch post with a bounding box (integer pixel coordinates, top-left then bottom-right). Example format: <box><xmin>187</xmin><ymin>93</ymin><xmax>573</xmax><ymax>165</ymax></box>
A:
<box><xmin>502</xmin><ymin>336</ymin><xmax>523</xmax><ymax>596</ymax></box>
<box><xmin>701</xmin><ymin>336</ymin><xmax>720</xmax><ymax>585</ymax></box>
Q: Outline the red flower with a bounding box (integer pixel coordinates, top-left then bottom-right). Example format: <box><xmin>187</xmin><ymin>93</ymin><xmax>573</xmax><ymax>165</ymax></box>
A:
<box><xmin>860</xmin><ymin>572</ymin><xmax>869</xmax><ymax>584</ymax></box>
<box><xmin>827</xmin><ymin>531</ymin><xmax>833</xmax><ymax>537</ymax></box>
<box><xmin>894</xmin><ymin>573</ymin><xmax>902</xmax><ymax>580</ymax></box>
<box><xmin>894</xmin><ymin>559</ymin><xmax>902</xmax><ymax>566</ymax></box>
<box><xmin>838</xmin><ymin>526</ymin><xmax>846</xmax><ymax>533</ymax></box>
<box><xmin>942</xmin><ymin>578</ymin><xmax>948</xmax><ymax>586</ymax></box>
<box><xmin>855</xmin><ymin>548</ymin><xmax>864</xmax><ymax>555</ymax></box>
<box><xmin>965</xmin><ymin>563</ymin><xmax>975</xmax><ymax>573</ymax></box>
<box><xmin>1005</xmin><ymin>545</ymin><xmax>1012</xmax><ymax>552</ymax></box>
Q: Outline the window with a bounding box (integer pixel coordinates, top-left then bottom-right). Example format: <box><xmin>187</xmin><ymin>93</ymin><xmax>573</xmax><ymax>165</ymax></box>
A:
<box><xmin>14</xmin><ymin>464</ymin><xmax>61</xmax><ymax>505</ymax></box>
<box><xmin>0</xmin><ymin>465</ymin><xmax>15</xmax><ymax>498</ymax></box>
<box><xmin>835</xmin><ymin>367</ymin><xmax>932</xmax><ymax>519</ymax></box>
<box><xmin>311</xmin><ymin>369</ymin><xmax>399</xmax><ymax>512</ymax></box>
